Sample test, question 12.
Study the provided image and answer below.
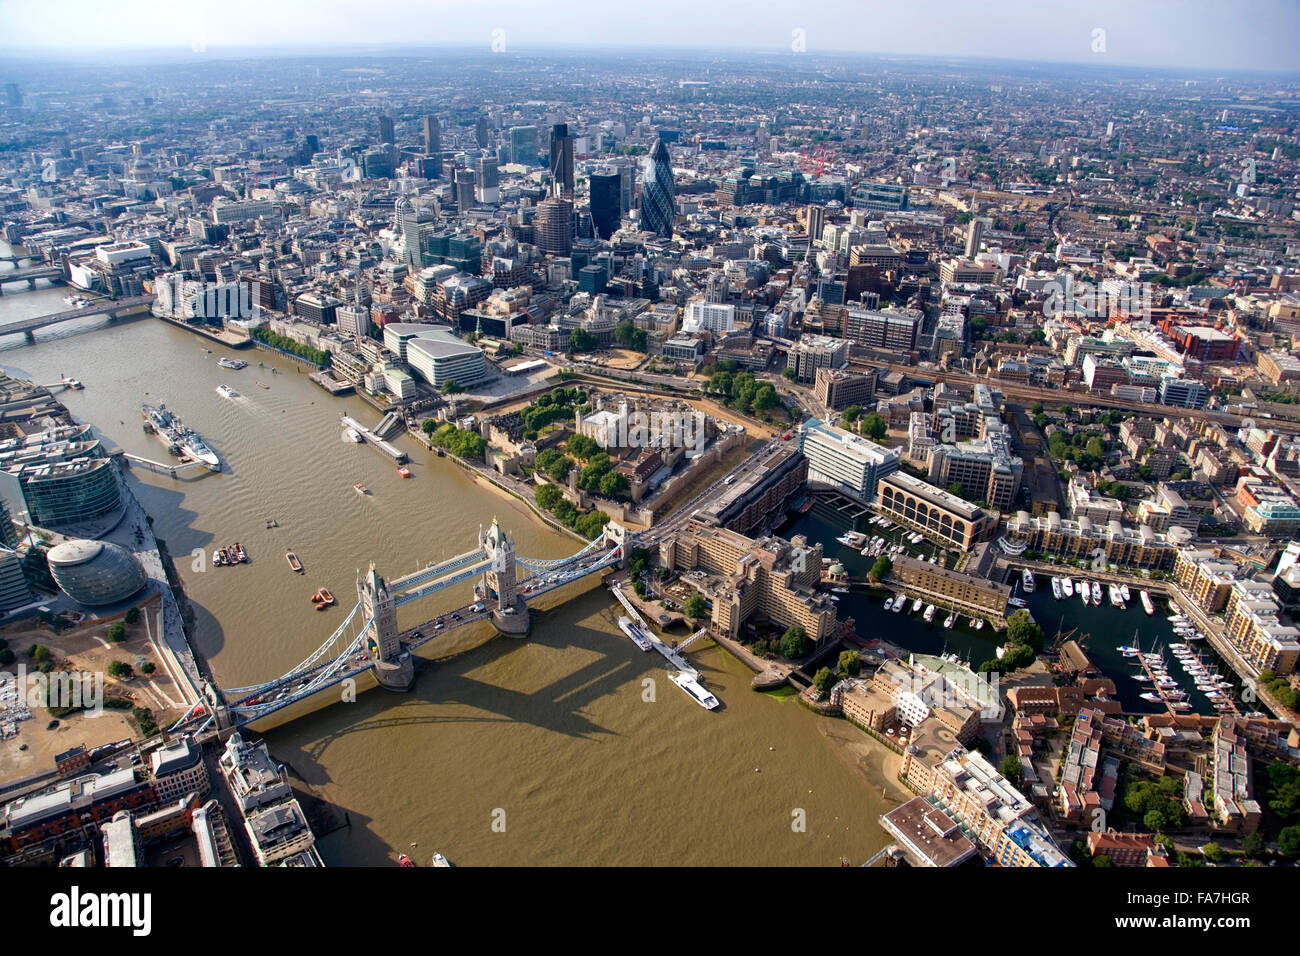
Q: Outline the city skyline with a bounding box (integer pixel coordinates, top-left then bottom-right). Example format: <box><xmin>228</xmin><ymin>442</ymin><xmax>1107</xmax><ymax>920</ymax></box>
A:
<box><xmin>1</xmin><ymin>0</ymin><xmax>1299</xmax><ymax>73</ymax></box>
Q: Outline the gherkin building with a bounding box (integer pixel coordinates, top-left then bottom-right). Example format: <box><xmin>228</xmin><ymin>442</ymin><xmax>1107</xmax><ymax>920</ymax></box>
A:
<box><xmin>639</xmin><ymin>138</ymin><xmax>676</xmax><ymax>237</ymax></box>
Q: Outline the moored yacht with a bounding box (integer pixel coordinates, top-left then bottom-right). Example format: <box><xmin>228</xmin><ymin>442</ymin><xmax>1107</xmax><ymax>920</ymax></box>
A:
<box><xmin>923</xmin><ymin>604</ymin><xmax>937</xmax><ymax>623</ymax></box>
<box><xmin>1061</xmin><ymin>577</ymin><xmax>1074</xmax><ymax>598</ymax></box>
<box><xmin>1022</xmin><ymin>569</ymin><xmax>1035</xmax><ymax>592</ymax></box>
<box><xmin>1051</xmin><ymin>577</ymin><xmax>1063</xmax><ymax>600</ymax></box>
<box><xmin>1140</xmin><ymin>590</ymin><xmax>1155</xmax><ymax>616</ymax></box>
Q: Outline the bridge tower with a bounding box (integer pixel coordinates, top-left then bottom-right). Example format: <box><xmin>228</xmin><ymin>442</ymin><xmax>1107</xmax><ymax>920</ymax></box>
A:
<box><xmin>358</xmin><ymin>562</ymin><xmax>414</xmax><ymax>690</ymax></box>
<box><xmin>479</xmin><ymin>517</ymin><xmax>529</xmax><ymax>636</ymax></box>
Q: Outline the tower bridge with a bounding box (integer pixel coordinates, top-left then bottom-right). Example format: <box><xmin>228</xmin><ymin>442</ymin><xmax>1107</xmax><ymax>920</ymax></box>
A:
<box><xmin>183</xmin><ymin>519</ymin><xmax>630</xmax><ymax>731</ymax></box>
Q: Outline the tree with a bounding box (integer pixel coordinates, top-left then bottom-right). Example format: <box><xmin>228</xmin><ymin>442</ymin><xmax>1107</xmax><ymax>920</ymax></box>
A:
<box><xmin>1278</xmin><ymin>826</ymin><xmax>1300</xmax><ymax>859</ymax></box>
<box><xmin>422</xmin><ymin>418</ymin><xmax>437</xmax><ymax>436</ymax></box>
<box><xmin>841</xmin><ymin>405</ymin><xmax>862</xmax><ymax>423</ymax></box>
<box><xmin>569</xmin><ymin>329</ymin><xmax>597</xmax><ymax>352</ymax></box>
<box><xmin>861</xmin><ymin>412</ymin><xmax>888</xmax><ymax>440</ymax></box>
<box><xmin>813</xmin><ymin>666</ymin><xmax>835</xmax><ymax>697</ymax></box>
<box><xmin>29</xmin><ymin>644</ymin><xmax>51</xmax><ymax>663</ymax></box>
<box><xmin>1092</xmin><ymin>854</ymin><xmax>1113</xmax><ymax>868</ymax></box>
<box><xmin>124</xmin><ymin>607</ymin><xmax>140</xmax><ymax>624</ymax></box>
<box><xmin>440</xmin><ymin>378</ymin><xmax>462</xmax><ymax>395</ymax></box>
<box><xmin>107</xmin><ymin>622</ymin><xmax>126</xmax><ymax>643</ymax></box>
<box><xmin>598</xmin><ymin>470</ymin><xmax>628</xmax><ymax>498</ymax></box>
<box><xmin>684</xmin><ymin>593</ymin><xmax>708</xmax><ymax>620</ymax></box>
<box><xmin>869</xmin><ymin>556</ymin><xmax>892</xmax><ymax>581</ymax></box>
<box><xmin>141</xmin><ymin>661</ymin><xmax>156</xmax><ymax>676</ymax></box>
<box><xmin>1143</xmin><ymin>808</ymin><xmax>1166</xmax><ymax>832</ymax></box>
<box><xmin>567</xmin><ymin>434</ymin><xmax>600</xmax><ymax>460</ymax></box>
<box><xmin>1241</xmin><ymin>832</ymin><xmax>1264</xmax><ymax>860</ymax></box>
<box><xmin>836</xmin><ymin>650</ymin><xmax>860</xmax><ymax>678</ymax></box>
<box><xmin>535</xmin><ymin>484</ymin><xmax>564</xmax><ymax>511</ymax></box>
<box><xmin>1201</xmin><ymin>842</ymin><xmax>1223</xmax><ymax>864</ymax></box>
<box><xmin>780</xmin><ymin>625</ymin><xmax>810</xmax><ymax>660</ymax></box>
<box><xmin>107</xmin><ymin>660</ymin><xmax>133</xmax><ymax>679</ymax></box>
<box><xmin>1005</xmin><ymin>609</ymin><xmax>1045</xmax><ymax>651</ymax></box>
<box><xmin>1000</xmin><ymin>754</ymin><xmax>1023</xmax><ymax>782</ymax></box>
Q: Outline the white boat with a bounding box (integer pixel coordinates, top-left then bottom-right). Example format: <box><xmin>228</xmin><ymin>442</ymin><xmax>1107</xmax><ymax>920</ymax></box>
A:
<box><xmin>1008</xmin><ymin>596</ymin><xmax>1027</xmax><ymax>608</ymax></box>
<box><xmin>943</xmin><ymin>613</ymin><xmax>956</xmax><ymax>629</ymax></box>
<box><xmin>1022</xmin><ymin>569</ymin><xmax>1035</xmax><ymax>592</ymax></box>
<box><xmin>617</xmin><ymin>616</ymin><xmax>653</xmax><ymax>652</ymax></box>
<box><xmin>343</xmin><ymin>428</ymin><xmax>363</xmax><ymax>443</ymax></box>
<box><xmin>1091</xmin><ymin>582</ymin><xmax>1102</xmax><ymax>606</ymax></box>
<box><xmin>217</xmin><ymin>357</ymin><xmax>248</xmax><ymax>370</ymax></box>
<box><xmin>431</xmin><ymin>853</ymin><xmax>451</xmax><ymax>867</ymax></box>
<box><xmin>216</xmin><ymin>384</ymin><xmax>239</xmax><ymax>399</ymax></box>
<box><xmin>1117</xmin><ymin>645</ymin><xmax>1141</xmax><ymax>656</ymax></box>
<box><xmin>912</xmin><ymin>598</ymin><xmax>924</xmax><ymax>613</ymax></box>
<box><xmin>1170</xmin><ymin>701</ymin><xmax>1192</xmax><ymax>712</ymax></box>
<box><xmin>1120</xmin><ymin>584</ymin><xmax>1131</xmax><ymax>603</ymax></box>
<box><xmin>1051</xmin><ymin>577</ymin><xmax>1063</xmax><ymax>600</ymax></box>
<box><xmin>1140</xmin><ymin>590</ymin><xmax>1155</xmax><ymax>616</ymax></box>
<box><xmin>1061</xmin><ymin>577</ymin><xmax>1074</xmax><ymax>598</ymax></box>
<box><xmin>669</xmin><ymin>671</ymin><xmax>719</xmax><ymax>710</ymax></box>
<box><xmin>1108</xmin><ymin>584</ymin><xmax>1125</xmax><ymax>608</ymax></box>
<box><xmin>1140</xmin><ymin>692</ymin><xmax>1163</xmax><ymax>702</ymax></box>
<box><xmin>883</xmin><ymin>598</ymin><xmax>894</xmax><ymax>612</ymax></box>
<box><xmin>1078</xmin><ymin>580</ymin><xmax>1090</xmax><ymax>605</ymax></box>
<box><xmin>972</xmin><ymin>618</ymin><xmax>984</xmax><ymax>630</ymax></box>
<box><xmin>892</xmin><ymin>598</ymin><xmax>904</xmax><ymax>614</ymax></box>
<box><xmin>923</xmin><ymin>604</ymin><xmax>937</xmax><ymax>623</ymax></box>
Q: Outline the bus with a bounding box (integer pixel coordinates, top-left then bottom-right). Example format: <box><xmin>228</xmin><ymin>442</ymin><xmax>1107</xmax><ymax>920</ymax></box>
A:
<box><xmin>724</xmin><ymin>475</ymin><xmax>736</xmax><ymax>486</ymax></box>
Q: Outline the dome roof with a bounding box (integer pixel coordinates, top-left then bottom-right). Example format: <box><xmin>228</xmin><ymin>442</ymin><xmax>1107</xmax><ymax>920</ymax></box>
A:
<box><xmin>48</xmin><ymin>539</ymin><xmax>146</xmax><ymax>607</ymax></box>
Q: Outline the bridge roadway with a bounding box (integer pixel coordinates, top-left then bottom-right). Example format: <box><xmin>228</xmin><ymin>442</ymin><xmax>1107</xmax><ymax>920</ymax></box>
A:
<box><xmin>0</xmin><ymin>294</ymin><xmax>154</xmax><ymax>335</ymax></box>
<box><xmin>0</xmin><ymin>264</ymin><xmax>62</xmax><ymax>285</ymax></box>
<box><xmin>224</xmin><ymin>543</ymin><xmax>623</xmax><ymax>723</ymax></box>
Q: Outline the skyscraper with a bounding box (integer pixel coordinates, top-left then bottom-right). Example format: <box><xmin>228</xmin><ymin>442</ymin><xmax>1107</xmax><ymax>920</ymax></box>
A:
<box><xmin>589</xmin><ymin>169</ymin><xmax>621</xmax><ymax>240</ymax></box>
<box><xmin>549</xmin><ymin>123</ymin><xmax>574</xmax><ymax>199</ymax></box>
<box><xmin>423</xmin><ymin>115</ymin><xmax>443</xmax><ymax>176</ymax></box>
<box><xmin>475</xmin><ymin>156</ymin><xmax>500</xmax><ymax>204</ymax></box>
<box><xmin>639</xmin><ymin>138</ymin><xmax>676</xmax><ymax>238</ymax></box>
<box><xmin>378</xmin><ymin>113</ymin><xmax>395</xmax><ymax>145</ymax></box>
<box><xmin>475</xmin><ymin>115</ymin><xmax>489</xmax><ymax>149</ymax></box>
<box><xmin>535</xmin><ymin>197</ymin><xmax>574</xmax><ymax>257</ymax></box>
<box><xmin>455</xmin><ymin>169</ymin><xmax>476</xmax><ymax>212</ymax></box>
<box><xmin>509</xmin><ymin>125</ymin><xmax>539</xmax><ymax>166</ymax></box>
<box><xmin>965</xmin><ymin>217</ymin><xmax>986</xmax><ymax>259</ymax></box>
<box><xmin>394</xmin><ymin>197</ymin><xmax>434</xmax><ymax>270</ymax></box>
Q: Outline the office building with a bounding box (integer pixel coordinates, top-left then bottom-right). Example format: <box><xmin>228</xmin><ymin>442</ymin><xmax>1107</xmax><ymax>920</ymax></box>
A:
<box><xmin>790</xmin><ymin>335</ymin><xmax>848</xmax><ymax>383</ymax></box>
<box><xmin>455</xmin><ymin>168</ymin><xmax>476</xmax><ymax>212</ymax></box>
<box><xmin>509</xmin><ymin>125</ymin><xmax>539</xmax><ymax>166</ymax></box>
<box><xmin>422</xmin><ymin>114</ymin><xmax>442</xmax><ymax>175</ymax></box>
<box><xmin>589</xmin><ymin>170</ymin><xmax>621</xmax><ymax>240</ymax></box>
<box><xmin>639</xmin><ymin>138</ymin><xmax>676</xmax><ymax>238</ymax></box>
<box><xmin>964</xmin><ymin>217</ymin><xmax>987</xmax><ymax>259</ymax></box>
<box><xmin>535</xmin><ymin>197</ymin><xmax>574</xmax><ymax>257</ymax></box>
<box><xmin>549</xmin><ymin>123</ymin><xmax>575</xmax><ymax>199</ymax></box>
<box><xmin>377</xmin><ymin>113</ymin><xmax>395</xmax><ymax>145</ymax></box>
<box><xmin>878</xmin><ymin>472</ymin><xmax>998</xmax><ymax>551</ymax></box>
<box><xmin>844</xmin><ymin>307</ymin><xmax>923</xmax><ymax>352</ymax></box>
<box><xmin>407</xmin><ymin>334</ymin><xmax>489</xmax><ymax>389</ymax></box>
<box><xmin>797</xmin><ymin>418</ymin><xmax>900</xmax><ymax>500</ymax></box>
<box><xmin>814</xmin><ymin>367</ymin><xmax>876</xmax><ymax>411</ymax></box>
<box><xmin>475</xmin><ymin>156</ymin><xmax>500</xmax><ymax>204</ymax></box>
<box><xmin>683</xmin><ymin>300</ymin><xmax>735</xmax><ymax>335</ymax></box>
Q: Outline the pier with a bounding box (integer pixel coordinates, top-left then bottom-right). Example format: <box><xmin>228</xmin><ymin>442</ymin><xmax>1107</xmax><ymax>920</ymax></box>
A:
<box><xmin>609</xmin><ymin>583</ymin><xmax>700</xmax><ymax>677</ymax></box>
<box><xmin>341</xmin><ymin>414</ymin><xmax>408</xmax><ymax>463</ymax></box>
<box><xmin>116</xmin><ymin>451</ymin><xmax>212</xmax><ymax>477</ymax></box>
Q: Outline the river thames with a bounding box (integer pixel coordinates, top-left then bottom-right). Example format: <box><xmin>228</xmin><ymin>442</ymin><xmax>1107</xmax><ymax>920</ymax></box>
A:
<box><xmin>0</xmin><ymin>260</ymin><xmax>906</xmax><ymax>865</ymax></box>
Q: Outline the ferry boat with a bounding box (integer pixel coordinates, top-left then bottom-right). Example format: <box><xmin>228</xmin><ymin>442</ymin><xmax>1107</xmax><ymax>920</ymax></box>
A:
<box><xmin>354</xmin><ymin>482</ymin><xmax>370</xmax><ymax>496</ymax></box>
<box><xmin>912</xmin><ymin>598</ymin><xmax>924</xmax><ymax>613</ymax></box>
<box><xmin>943</xmin><ymin>613</ymin><xmax>956</xmax><ymax>629</ymax></box>
<box><xmin>1091</xmin><ymin>582</ymin><xmax>1103</xmax><ymax>606</ymax></box>
<box><xmin>216</xmin><ymin>384</ymin><xmax>239</xmax><ymax>399</ymax></box>
<box><xmin>1021</xmin><ymin>569</ymin><xmax>1035</xmax><ymax>592</ymax></box>
<box><xmin>217</xmin><ymin>357</ymin><xmax>248</xmax><ymax>370</ymax></box>
<box><xmin>923</xmin><ymin>604</ymin><xmax>937</xmax><ymax>623</ymax></box>
<box><xmin>397</xmin><ymin>465</ymin><xmax>412</xmax><ymax>478</ymax></box>
<box><xmin>669</xmin><ymin>670</ymin><xmax>720</xmax><ymax>710</ymax></box>
<box><xmin>1140</xmin><ymin>590</ymin><xmax>1155</xmax><ymax>616</ymax></box>
<box><xmin>1061</xmin><ymin>577</ymin><xmax>1074</xmax><ymax>598</ymax></box>
<box><xmin>286</xmin><ymin>551</ymin><xmax>304</xmax><ymax>573</ymax></box>
<box><xmin>431</xmin><ymin>853</ymin><xmax>451</xmax><ymax>867</ymax></box>
<box><xmin>1051</xmin><ymin>577</ymin><xmax>1062</xmax><ymax>600</ymax></box>
<box><xmin>617</xmin><ymin>616</ymin><xmax>654</xmax><ymax>652</ymax></box>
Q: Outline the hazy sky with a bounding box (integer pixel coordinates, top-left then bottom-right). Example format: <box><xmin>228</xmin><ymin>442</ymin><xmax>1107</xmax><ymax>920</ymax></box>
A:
<box><xmin>1</xmin><ymin>0</ymin><xmax>1297</xmax><ymax>72</ymax></box>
